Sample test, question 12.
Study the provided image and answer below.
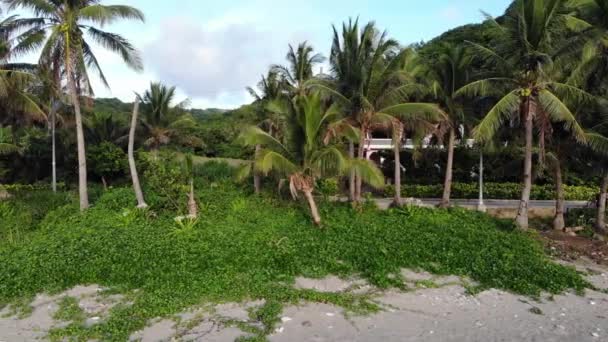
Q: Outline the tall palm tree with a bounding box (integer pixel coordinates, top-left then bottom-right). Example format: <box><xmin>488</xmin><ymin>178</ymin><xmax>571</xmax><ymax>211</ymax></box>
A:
<box><xmin>239</xmin><ymin>92</ymin><xmax>383</xmax><ymax>225</ymax></box>
<box><xmin>272</xmin><ymin>41</ymin><xmax>324</xmax><ymax>96</ymax></box>
<box><xmin>321</xmin><ymin>45</ymin><xmax>446</xmax><ymax>202</ymax></box>
<box><xmin>246</xmin><ymin>70</ymin><xmax>287</xmax><ymax>193</ymax></box>
<box><xmin>457</xmin><ymin>0</ymin><xmax>589</xmax><ymax>229</ymax></box>
<box><xmin>0</xmin><ymin>11</ymin><xmax>46</xmax><ymax>133</ymax></box>
<box><xmin>423</xmin><ymin>43</ymin><xmax>474</xmax><ymax>208</ymax></box>
<box><xmin>329</xmin><ymin>19</ymin><xmax>396</xmax><ymax>201</ymax></box>
<box><xmin>140</xmin><ymin>82</ymin><xmax>201</xmax><ymax>152</ymax></box>
<box><xmin>4</xmin><ymin>0</ymin><xmax>145</xmax><ymax>210</ymax></box>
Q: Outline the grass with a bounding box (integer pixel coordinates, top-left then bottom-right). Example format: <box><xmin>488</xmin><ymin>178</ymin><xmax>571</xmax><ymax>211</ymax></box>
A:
<box><xmin>0</xmin><ymin>175</ymin><xmax>590</xmax><ymax>341</ymax></box>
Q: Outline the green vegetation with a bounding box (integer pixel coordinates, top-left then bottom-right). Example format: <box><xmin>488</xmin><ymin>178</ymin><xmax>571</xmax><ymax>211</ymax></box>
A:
<box><xmin>0</xmin><ymin>162</ymin><xmax>590</xmax><ymax>339</ymax></box>
<box><xmin>1</xmin><ymin>1</ymin><xmax>608</xmax><ymax>340</ymax></box>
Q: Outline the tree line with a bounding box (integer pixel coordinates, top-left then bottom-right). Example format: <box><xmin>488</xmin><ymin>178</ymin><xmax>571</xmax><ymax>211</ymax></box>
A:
<box><xmin>1</xmin><ymin>0</ymin><xmax>608</xmax><ymax>231</ymax></box>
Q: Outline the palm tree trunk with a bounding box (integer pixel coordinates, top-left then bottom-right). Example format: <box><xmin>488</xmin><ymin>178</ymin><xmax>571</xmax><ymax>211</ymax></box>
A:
<box><xmin>50</xmin><ymin>101</ymin><xmax>57</xmax><ymax>193</ymax></box>
<box><xmin>516</xmin><ymin>99</ymin><xmax>534</xmax><ymax>230</ymax></box>
<box><xmin>0</xmin><ymin>186</ymin><xmax>9</xmax><ymax>200</ymax></box>
<box><xmin>254</xmin><ymin>144</ymin><xmax>261</xmax><ymax>194</ymax></box>
<box><xmin>349</xmin><ymin>141</ymin><xmax>355</xmax><ymax>202</ymax></box>
<box><xmin>596</xmin><ymin>172</ymin><xmax>608</xmax><ymax>234</ymax></box>
<box><xmin>128</xmin><ymin>100</ymin><xmax>148</xmax><ymax>209</ymax></box>
<box><xmin>393</xmin><ymin>133</ymin><xmax>402</xmax><ymax>206</ymax></box>
<box><xmin>355</xmin><ymin>131</ymin><xmax>367</xmax><ymax>202</ymax></box>
<box><xmin>67</xmin><ymin>65</ymin><xmax>89</xmax><ymax>211</ymax></box>
<box><xmin>552</xmin><ymin>155</ymin><xmax>565</xmax><ymax>231</ymax></box>
<box><xmin>303</xmin><ymin>189</ymin><xmax>321</xmax><ymax>225</ymax></box>
<box><xmin>440</xmin><ymin>128</ymin><xmax>456</xmax><ymax>208</ymax></box>
<box><xmin>188</xmin><ymin>180</ymin><xmax>198</xmax><ymax>218</ymax></box>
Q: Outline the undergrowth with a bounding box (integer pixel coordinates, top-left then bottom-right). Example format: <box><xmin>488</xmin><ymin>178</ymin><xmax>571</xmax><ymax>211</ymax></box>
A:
<box><xmin>0</xmin><ymin>168</ymin><xmax>589</xmax><ymax>341</ymax></box>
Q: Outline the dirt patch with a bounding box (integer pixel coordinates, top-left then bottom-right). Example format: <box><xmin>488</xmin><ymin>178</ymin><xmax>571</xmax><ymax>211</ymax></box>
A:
<box><xmin>541</xmin><ymin>230</ymin><xmax>608</xmax><ymax>266</ymax></box>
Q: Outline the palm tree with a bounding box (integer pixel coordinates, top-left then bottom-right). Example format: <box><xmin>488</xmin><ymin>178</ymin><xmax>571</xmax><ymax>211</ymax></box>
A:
<box><xmin>0</xmin><ymin>125</ymin><xmax>19</xmax><ymax>199</ymax></box>
<box><xmin>4</xmin><ymin>0</ymin><xmax>145</xmax><ymax>210</ymax></box>
<box><xmin>457</xmin><ymin>0</ymin><xmax>589</xmax><ymax>229</ymax></box>
<box><xmin>586</xmin><ymin>129</ymin><xmax>608</xmax><ymax>234</ymax></box>
<box><xmin>423</xmin><ymin>43</ymin><xmax>474</xmax><ymax>208</ymax></box>
<box><xmin>246</xmin><ymin>70</ymin><xmax>287</xmax><ymax>193</ymax></box>
<box><xmin>272</xmin><ymin>41</ymin><xmax>324</xmax><ymax>96</ymax></box>
<box><xmin>140</xmin><ymin>82</ymin><xmax>201</xmax><ymax>152</ymax></box>
<box><xmin>329</xmin><ymin>19</ymin><xmax>397</xmax><ymax>201</ymax></box>
<box><xmin>127</xmin><ymin>98</ymin><xmax>147</xmax><ymax>208</ymax></box>
<box><xmin>84</xmin><ymin>111</ymin><xmax>128</xmax><ymax>146</ymax></box>
<box><xmin>239</xmin><ymin>92</ymin><xmax>384</xmax><ymax>225</ymax></box>
<box><xmin>320</xmin><ymin>45</ymin><xmax>446</xmax><ymax>203</ymax></box>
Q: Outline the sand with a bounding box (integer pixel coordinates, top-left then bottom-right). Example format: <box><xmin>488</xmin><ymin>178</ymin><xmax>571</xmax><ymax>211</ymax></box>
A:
<box><xmin>1</xmin><ymin>259</ymin><xmax>606</xmax><ymax>342</ymax></box>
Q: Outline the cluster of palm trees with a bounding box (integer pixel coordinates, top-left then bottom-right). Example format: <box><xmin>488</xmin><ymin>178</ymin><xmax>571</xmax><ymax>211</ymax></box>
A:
<box><xmin>2</xmin><ymin>0</ymin><xmax>608</xmax><ymax>232</ymax></box>
<box><xmin>0</xmin><ymin>1</ymin><xmax>202</xmax><ymax>209</ymax></box>
<box><xmin>241</xmin><ymin>0</ymin><xmax>608</xmax><ymax>231</ymax></box>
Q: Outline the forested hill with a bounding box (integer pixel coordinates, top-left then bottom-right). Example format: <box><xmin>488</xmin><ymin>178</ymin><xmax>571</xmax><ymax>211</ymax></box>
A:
<box><xmin>93</xmin><ymin>98</ymin><xmax>230</xmax><ymax>120</ymax></box>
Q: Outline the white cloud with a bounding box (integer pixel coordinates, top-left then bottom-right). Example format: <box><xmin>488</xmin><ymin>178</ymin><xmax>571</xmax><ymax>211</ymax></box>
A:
<box><xmin>144</xmin><ymin>16</ymin><xmax>286</xmax><ymax>107</ymax></box>
<box><xmin>439</xmin><ymin>6</ymin><xmax>464</xmax><ymax>21</ymax></box>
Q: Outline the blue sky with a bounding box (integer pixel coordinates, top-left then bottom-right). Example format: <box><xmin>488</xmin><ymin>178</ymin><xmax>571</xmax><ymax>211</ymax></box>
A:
<box><xmin>15</xmin><ymin>0</ymin><xmax>513</xmax><ymax>109</ymax></box>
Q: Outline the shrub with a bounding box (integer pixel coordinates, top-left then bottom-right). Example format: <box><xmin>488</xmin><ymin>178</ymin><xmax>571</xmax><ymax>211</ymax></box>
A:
<box><xmin>317</xmin><ymin>178</ymin><xmax>339</xmax><ymax>199</ymax></box>
<box><xmin>88</xmin><ymin>142</ymin><xmax>128</xmax><ymax>184</ymax></box>
<box><xmin>384</xmin><ymin>182</ymin><xmax>598</xmax><ymax>201</ymax></box>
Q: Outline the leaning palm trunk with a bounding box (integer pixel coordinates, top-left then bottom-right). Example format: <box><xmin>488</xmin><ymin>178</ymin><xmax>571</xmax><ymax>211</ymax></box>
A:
<box><xmin>553</xmin><ymin>156</ymin><xmax>565</xmax><ymax>231</ymax></box>
<box><xmin>128</xmin><ymin>100</ymin><xmax>148</xmax><ymax>209</ymax></box>
<box><xmin>66</xmin><ymin>64</ymin><xmax>89</xmax><ymax>211</ymax></box>
<box><xmin>187</xmin><ymin>180</ymin><xmax>198</xmax><ymax>218</ymax></box>
<box><xmin>440</xmin><ymin>128</ymin><xmax>456</xmax><ymax>208</ymax></box>
<box><xmin>596</xmin><ymin>172</ymin><xmax>608</xmax><ymax>234</ymax></box>
<box><xmin>254</xmin><ymin>144</ymin><xmax>262</xmax><ymax>194</ymax></box>
<box><xmin>0</xmin><ymin>186</ymin><xmax>9</xmax><ymax>200</ymax></box>
<box><xmin>516</xmin><ymin>100</ymin><xmax>534</xmax><ymax>230</ymax></box>
<box><xmin>303</xmin><ymin>189</ymin><xmax>321</xmax><ymax>225</ymax></box>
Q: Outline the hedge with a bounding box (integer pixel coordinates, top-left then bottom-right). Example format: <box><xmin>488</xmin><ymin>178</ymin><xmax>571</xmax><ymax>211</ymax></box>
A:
<box><xmin>384</xmin><ymin>182</ymin><xmax>598</xmax><ymax>201</ymax></box>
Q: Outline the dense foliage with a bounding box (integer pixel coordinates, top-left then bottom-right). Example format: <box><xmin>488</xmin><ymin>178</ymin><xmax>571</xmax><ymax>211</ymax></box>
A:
<box><xmin>0</xmin><ymin>162</ymin><xmax>589</xmax><ymax>339</ymax></box>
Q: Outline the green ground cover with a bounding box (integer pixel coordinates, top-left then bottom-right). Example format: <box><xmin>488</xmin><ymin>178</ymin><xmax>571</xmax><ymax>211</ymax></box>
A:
<box><xmin>0</xmin><ymin>163</ymin><xmax>590</xmax><ymax>341</ymax></box>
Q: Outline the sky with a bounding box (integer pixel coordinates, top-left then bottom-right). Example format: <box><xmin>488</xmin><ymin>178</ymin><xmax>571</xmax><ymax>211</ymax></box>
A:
<box><xmin>11</xmin><ymin>0</ymin><xmax>513</xmax><ymax>109</ymax></box>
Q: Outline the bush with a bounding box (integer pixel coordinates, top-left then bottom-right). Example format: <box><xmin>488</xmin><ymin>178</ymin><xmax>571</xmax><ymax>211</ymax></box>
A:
<box><xmin>317</xmin><ymin>178</ymin><xmax>339</xmax><ymax>198</ymax></box>
<box><xmin>88</xmin><ymin>142</ymin><xmax>128</xmax><ymax>184</ymax></box>
<box><xmin>384</xmin><ymin>182</ymin><xmax>598</xmax><ymax>201</ymax></box>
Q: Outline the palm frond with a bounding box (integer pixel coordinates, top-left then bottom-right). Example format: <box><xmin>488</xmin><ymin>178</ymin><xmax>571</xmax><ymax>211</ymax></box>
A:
<box><xmin>255</xmin><ymin>149</ymin><xmax>298</xmax><ymax>176</ymax></box>
<box><xmin>473</xmin><ymin>91</ymin><xmax>520</xmax><ymax>141</ymax></box>
<box><xmin>349</xmin><ymin>158</ymin><xmax>384</xmax><ymax>189</ymax></box>
<box><xmin>537</xmin><ymin>89</ymin><xmax>586</xmax><ymax>143</ymax></box>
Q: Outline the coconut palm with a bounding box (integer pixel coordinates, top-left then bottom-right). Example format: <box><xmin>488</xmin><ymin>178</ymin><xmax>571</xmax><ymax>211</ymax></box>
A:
<box><xmin>84</xmin><ymin>111</ymin><xmax>128</xmax><ymax>146</ymax></box>
<box><xmin>246</xmin><ymin>70</ymin><xmax>287</xmax><ymax>193</ymax></box>
<box><xmin>319</xmin><ymin>46</ymin><xmax>446</xmax><ymax>203</ymax></box>
<box><xmin>272</xmin><ymin>41</ymin><xmax>325</xmax><ymax>96</ymax></box>
<box><xmin>457</xmin><ymin>0</ymin><xmax>590</xmax><ymax>229</ymax></box>
<box><xmin>329</xmin><ymin>19</ymin><xmax>397</xmax><ymax>201</ymax></box>
<box><xmin>238</xmin><ymin>92</ymin><xmax>383</xmax><ymax>225</ymax></box>
<box><xmin>586</xmin><ymin>128</ymin><xmax>608</xmax><ymax>234</ymax></box>
<box><xmin>423</xmin><ymin>43</ymin><xmax>474</xmax><ymax>208</ymax></box>
<box><xmin>0</xmin><ymin>126</ymin><xmax>19</xmax><ymax>199</ymax></box>
<box><xmin>4</xmin><ymin>0</ymin><xmax>145</xmax><ymax>210</ymax></box>
<box><xmin>566</xmin><ymin>0</ymin><xmax>608</xmax><ymax>87</ymax></box>
<box><xmin>140</xmin><ymin>82</ymin><xmax>201</xmax><ymax>152</ymax></box>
